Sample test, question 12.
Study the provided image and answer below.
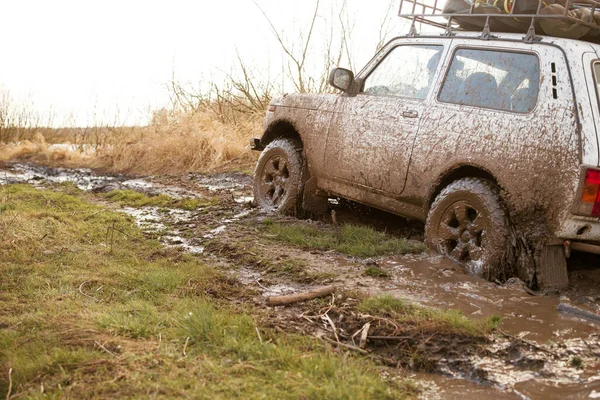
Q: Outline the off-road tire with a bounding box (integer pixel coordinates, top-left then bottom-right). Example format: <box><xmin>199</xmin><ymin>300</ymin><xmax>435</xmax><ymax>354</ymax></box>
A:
<box><xmin>425</xmin><ymin>178</ymin><xmax>509</xmax><ymax>281</ymax></box>
<box><xmin>253</xmin><ymin>138</ymin><xmax>304</xmax><ymax>216</ymax></box>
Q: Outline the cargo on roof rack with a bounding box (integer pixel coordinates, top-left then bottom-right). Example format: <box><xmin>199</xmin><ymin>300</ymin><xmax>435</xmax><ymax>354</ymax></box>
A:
<box><xmin>398</xmin><ymin>0</ymin><xmax>600</xmax><ymax>42</ymax></box>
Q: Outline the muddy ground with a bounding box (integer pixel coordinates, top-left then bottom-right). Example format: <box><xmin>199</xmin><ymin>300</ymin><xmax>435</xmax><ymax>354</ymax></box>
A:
<box><xmin>1</xmin><ymin>162</ymin><xmax>599</xmax><ymax>400</ymax></box>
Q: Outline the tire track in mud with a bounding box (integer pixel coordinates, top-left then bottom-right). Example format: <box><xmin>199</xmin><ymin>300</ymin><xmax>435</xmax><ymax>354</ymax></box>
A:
<box><xmin>2</xmin><ymin>162</ymin><xmax>600</xmax><ymax>399</ymax></box>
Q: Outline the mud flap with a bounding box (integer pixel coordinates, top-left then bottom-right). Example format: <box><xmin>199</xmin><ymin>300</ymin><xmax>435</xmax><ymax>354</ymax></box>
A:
<box><xmin>536</xmin><ymin>245</ymin><xmax>569</xmax><ymax>290</ymax></box>
<box><xmin>302</xmin><ymin>177</ymin><xmax>329</xmax><ymax>215</ymax></box>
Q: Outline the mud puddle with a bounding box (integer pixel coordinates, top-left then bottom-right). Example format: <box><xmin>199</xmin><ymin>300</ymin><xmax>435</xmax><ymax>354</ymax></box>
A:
<box><xmin>120</xmin><ymin>206</ymin><xmax>206</xmax><ymax>254</ymax></box>
<box><xmin>371</xmin><ymin>255</ymin><xmax>599</xmax><ymax>341</ymax></box>
<box><xmin>0</xmin><ymin>162</ymin><xmax>202</xmax><ymax>199</ymax></box>
<box><xmin>0</xmin><ymin>162</ymin><xmax>254</xmax><ymax>257</ymax></box>
<box><xmin>296</xmin><ymin>251</ymin><xmax>600</xmax><ymax>397</ymax></box>
<box><xmin>2</xmin><ymin>162</ymin><xmax>600</xmax><ymax>399</ymax></box>
<box><xmin>414</xmin><ymin>372</ymin><xmax>531</xmax><ymax>400</ymax></box>
<box><xmin>415</xmin><ymin>370</ymin><xmax>599</xmax><ymax>400</ymax></box>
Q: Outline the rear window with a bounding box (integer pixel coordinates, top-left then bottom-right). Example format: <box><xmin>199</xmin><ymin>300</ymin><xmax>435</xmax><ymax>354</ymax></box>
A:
<box><xmin>439</xmin><ymin>49</ymin><xmax>540</xmax><ymax>113</ymax></box>
<box><xmin>593</xmin><ymin>62</ymin><xmax>600</xmax><ymax>95</ymax></box>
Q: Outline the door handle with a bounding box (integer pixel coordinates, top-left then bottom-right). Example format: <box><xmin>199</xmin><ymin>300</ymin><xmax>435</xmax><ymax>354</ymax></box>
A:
<box><xmin>402</xmin><ymin>110</ymin><xmax>418</xmax><ymax>118</ymax></box>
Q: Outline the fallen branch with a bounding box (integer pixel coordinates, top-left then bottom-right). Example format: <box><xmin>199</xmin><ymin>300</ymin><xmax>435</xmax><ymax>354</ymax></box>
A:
<box><xmin>359</xmin><ymin>322</ymin><xmax>371</xmax><ymax>349</ymax></box>
<box><xmin>78</xmin><ymin>281</ymin><xmax>100</xmax><ymax>302</ymax></box>
<box><xmin>323</xmin><ymin>313</ymin><xmax>340</xmax><ymax>343</ymax></box>
<box><xmin>557</xmin><ymin>303</ymin><xmax>600</xmax><ymax>324</ymax></box>
<box><xmin>182</xmin><ymin>336</ymin><xmax>190</xmax><ymax>357</ymax></box>
<box><xmin>368</xmin><ymin>335</ymin><xmax>412</xmax><ymax>341</ymax></box>
<box><xmin>6</xmin><ymin>368</ymin><xmax>12</xmax><ymax>400</ymax></box>
<box><xmin>266</xmin><ymin>286</ymin><xmax>336</xmax><ymax>307</ymax></box>
<box><xmin>255</xmin><ymin>326</ymin><xmax>263</xmax><ymax>344</ymax></box>
<box><xmin>498</xmin><ymin>329</ymin><xmax>559</xmax><ymax>358</ymax></box>
<box><xmin>322</xmin><ymin>336</ymin><xmax>369</xmax><ymax>354</ymax></box>
<box><xmin>253</xmin><ymin>277</ymin><xmax>270</xmax><ymax>291</ymax></box>
<box><xmin>94</xmin><ymin>341</ymin><xmax>117</xmax><ymax>357</ymax></box>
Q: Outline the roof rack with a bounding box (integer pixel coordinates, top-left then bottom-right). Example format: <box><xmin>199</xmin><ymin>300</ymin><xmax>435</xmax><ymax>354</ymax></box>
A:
<box><xmin>398</xmin><ymin>0</ymin><xmax>600</xmax><ymax>42</ymax></box>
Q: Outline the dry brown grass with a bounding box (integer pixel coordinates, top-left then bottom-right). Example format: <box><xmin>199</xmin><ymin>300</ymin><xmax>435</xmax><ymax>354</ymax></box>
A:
<box><xmin>0</xmin><ymin>133</ymin><xmax>91</xmax><ymax>165</ymax></box>
<box><xmin>0</xmin><ymin>110</ymin><xmax>261</xmax><ymax>175</ymax></box>
<box><xmin>93</xmin><ymin>110</ymin><xmax>260</xmax><ymax>175</ymax></box>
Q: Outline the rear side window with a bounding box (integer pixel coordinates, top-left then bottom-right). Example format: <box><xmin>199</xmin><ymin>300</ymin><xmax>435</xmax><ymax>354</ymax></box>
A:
<box><xmin>363</xmin><ymin>45</ymin><xmax>443</xmax><ymax>100</ymax></box>
<box><xmin>593</xmin><ymin>62</ymin><xmax>600</xmax><ymax>96</ymax></box>
<box><xmin>439</xmin><ymin>49</ymin><xmax>540</xmax><ymax>113</ymax></box>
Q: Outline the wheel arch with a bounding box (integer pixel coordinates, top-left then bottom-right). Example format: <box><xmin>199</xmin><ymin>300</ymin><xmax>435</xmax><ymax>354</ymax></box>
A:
<box><xmin>426</xmin><ymin>164</ymin><xmax>502</xmax><ymax>213</ymax></box>
<box><xmin>260</xmin><ymin>119</ymin><xmax>303</xmax><ymax>148</ymax></box>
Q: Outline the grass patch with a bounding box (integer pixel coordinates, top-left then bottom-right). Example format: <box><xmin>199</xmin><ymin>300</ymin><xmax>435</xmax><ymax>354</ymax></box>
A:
<box><xmin>0</xmin><ymin>184</ymin><xmax>414</xmax><ymax>399</ymax></box>
<box><xmin>363</xmin><ymin>266</ymin><xmax>391</xmax><ymax>278</ymax></box>
<box><xmin>570</xmin><ymin>356</ymin><xmax>584</xmax><ymax>369</ymax></box>
<box><xmin>103</xmin><ymin>189</ymin><xmax>215</xmax><ymax>210</ymax></box>
<box><xmin>266</xmin><ymin>258</ymin><xmax>335</xmax><ymax>283</ymax></box>
<box><xmin>359</xmin><ymin>294</ymin><xmax>501</xmax><ymax>337</ymax></box>
<box><xmin>263</xmin><ymin>220</ymin><xmax>425</xmax><ymax>258</ymax></box>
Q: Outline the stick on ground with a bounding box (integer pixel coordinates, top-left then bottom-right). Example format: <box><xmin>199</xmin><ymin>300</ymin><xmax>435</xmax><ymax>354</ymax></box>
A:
<box><xmin>6</xmin><ymin>368</ymin><xmax>12</xmax><ymax>400</ymax></box>
<box><xmin>266</xmin><ymin>286</ymin><xmax>336</xmax><ymax>307</ymax></box>
<box><xmin>322</xmin><ymin>336</ymin><xmax>369</xmax><ymax>354</ymax></box>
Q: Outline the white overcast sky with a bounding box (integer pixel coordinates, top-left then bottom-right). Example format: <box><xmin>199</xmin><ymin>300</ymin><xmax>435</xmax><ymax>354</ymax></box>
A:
<box><xmin>1</xmin><ymin>0</ymin><xmax>409</xmax><ymax>127</ymax></box>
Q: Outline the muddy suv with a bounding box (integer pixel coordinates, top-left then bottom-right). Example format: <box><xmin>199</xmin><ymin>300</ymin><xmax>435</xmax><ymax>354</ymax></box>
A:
<box><xmin>251</xmin><ymin>32</ymin><xmax>600</xmax><ymax>289</ymax></box>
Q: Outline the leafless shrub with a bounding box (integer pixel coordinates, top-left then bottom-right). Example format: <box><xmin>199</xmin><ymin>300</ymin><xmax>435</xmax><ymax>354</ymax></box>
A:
<box><xmin>166</xmin><ymin>0</ymin><xmax>364</xmax><ymax>122</ymax></box>
<box><xmin>0</xmin><ymin>90</ymin><xmax>48</xmax><ymax>143</ymax></box>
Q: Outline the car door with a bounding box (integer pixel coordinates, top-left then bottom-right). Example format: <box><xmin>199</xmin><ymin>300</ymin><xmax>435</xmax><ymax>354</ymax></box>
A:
<box><xmin>321</xmin><ymin>38</ymin><xmax>448</xmax><ymax>198</ymax></box>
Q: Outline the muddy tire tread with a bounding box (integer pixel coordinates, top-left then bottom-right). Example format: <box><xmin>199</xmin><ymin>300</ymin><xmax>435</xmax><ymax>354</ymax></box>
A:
<box><xmin>253</xmin><ymin>138</ymin><xmax>304</xmax><ymax>216</ymax></box>
<box><xmin>426</xmin><ymin>177</ymin><xmax>510</xmax><ymax>281</ymax></box>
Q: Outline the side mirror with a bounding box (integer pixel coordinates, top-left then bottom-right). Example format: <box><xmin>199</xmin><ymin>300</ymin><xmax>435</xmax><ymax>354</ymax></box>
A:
<box><xmin>328</xmin><ymin>68</ymin><xmax>355</xmax><ymax>93</ymax></box>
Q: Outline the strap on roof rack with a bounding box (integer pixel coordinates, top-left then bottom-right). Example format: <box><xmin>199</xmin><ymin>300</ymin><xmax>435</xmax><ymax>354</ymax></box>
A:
<box><xmin>524</xmin><ymin>0</ymin><xmax>543</xmax><ymax>42</ymax></box>
<box><xmin>409</xmin><ymin>16</ymin><xmax>418</xmax><ymax>36</ymax></box>
<box><xmin>481</xmin><ymin>16</ymin><xmax>491</xmax><ymax>39</ymax></box>
<box><xmin>524</xmin><ymin>20</ymin><xmax>539</xmax><ymax>42</ymax></box>
<box><xmin>444</xmin><ymin>16</ymin><xmax>455</xmax><ymax>36</ymax></box>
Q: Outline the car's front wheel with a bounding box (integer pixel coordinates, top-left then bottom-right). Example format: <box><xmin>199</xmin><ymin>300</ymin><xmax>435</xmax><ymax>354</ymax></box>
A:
<box><xmin>253</xmin><ymin>138</ymin><xmax>304</xmax><ymax>216</ymax></box>
<box><xmin>425</xmin><ymin>178</ymin><xmax>509</xmax><ymax>281</ymax></box>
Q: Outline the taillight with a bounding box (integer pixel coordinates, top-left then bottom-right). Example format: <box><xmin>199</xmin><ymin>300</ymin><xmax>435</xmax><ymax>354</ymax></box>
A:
<box><xmin>581</xmin><ymin>168</ymin><xmax>600</xmax><ymax>217</ymax></box>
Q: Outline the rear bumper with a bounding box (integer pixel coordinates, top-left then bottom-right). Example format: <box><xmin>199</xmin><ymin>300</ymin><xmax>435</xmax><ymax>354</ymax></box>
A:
<box><xmin>556</xmin><ymin>214</ymin><xmax>600</xmax><ymax>254</ymax></box>
<box><xmin>556</xmin><ymin>214</ymin><xmax>600</xmax><ymax>241</ymax></box>
<box><xmin>570</xmin><ymin>241</ymin><xmax>600</xmax><ymax>255</ymax></box>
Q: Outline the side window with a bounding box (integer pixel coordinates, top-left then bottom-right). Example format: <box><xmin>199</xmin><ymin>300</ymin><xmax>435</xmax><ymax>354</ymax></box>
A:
<box><xmin>363</xmin><ymin>45</ymin><xmax>443</xmax><ymax>100</ymax></box>
<box><xmin>439</xmin><ymin>49</ymin><xmax>540</xmax><ymax>113</ymax></box>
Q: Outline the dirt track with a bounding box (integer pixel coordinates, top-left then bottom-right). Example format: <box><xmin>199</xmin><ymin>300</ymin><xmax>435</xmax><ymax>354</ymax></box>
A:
<box><xmin>1</xmin><ymin>162</ymin><xmax>599</xmax><ymax>399</ymax></box>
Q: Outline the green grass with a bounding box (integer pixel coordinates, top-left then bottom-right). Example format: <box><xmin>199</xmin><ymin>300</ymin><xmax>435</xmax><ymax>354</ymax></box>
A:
<box><xmin>263</xmin><ymin>220</ymin><xmax>425</xmax><ymax>258</ymax></box>
<box><xmin>264</xmin><ymin>258</ymin><xmax>335</xmax><ymax>283</ymax></box>
<box><xmin>359</xmin><ymin>294</ymin><xmax>502</xmax><ymax>337</ymax></box>
<box><xmin>0</xmin><ymin>184</ymin><xmax>415</xmax><ymax>399</ymax></box>
<box><xmin>363</xmin><ymin>266</ymin><xmax>392</xmax><ymax>278</ymax></box>
<box><xmin>570</xmin><ymin>356</ymin><xmax>584</xmax><ymax>369</ymax></box>
<box><xmin>103</xmin><ymin>189</ymin><xmax>215</xmax><ymax>210</ymax></box>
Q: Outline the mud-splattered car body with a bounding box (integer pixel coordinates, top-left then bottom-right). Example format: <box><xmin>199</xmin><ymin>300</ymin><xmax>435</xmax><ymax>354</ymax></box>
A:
<box><xmin>253</xmin><ymin>32</ymin><xmax>600</xmax><ymax>287</ymax></box>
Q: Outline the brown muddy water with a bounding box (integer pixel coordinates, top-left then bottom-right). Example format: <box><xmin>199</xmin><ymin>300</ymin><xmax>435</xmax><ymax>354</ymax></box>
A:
<box><xmin>1</xmin><ymin>162</ymin><xmax>599</xmax><ymax>400</ymax></box>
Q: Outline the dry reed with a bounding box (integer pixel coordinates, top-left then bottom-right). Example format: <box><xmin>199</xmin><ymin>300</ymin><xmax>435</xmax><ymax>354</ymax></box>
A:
<box><xmin>94</xmin><ymin>110</ymin><xmax>260</xmax><ymax>175</ymax></box>
<box><xmin>0</xmin><ymin>110</ymin><xmax>261</xmax><ymax>175</ymax></box>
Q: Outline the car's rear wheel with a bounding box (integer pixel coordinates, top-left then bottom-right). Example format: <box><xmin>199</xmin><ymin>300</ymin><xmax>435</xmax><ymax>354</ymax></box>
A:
<box><xmin>253</xmin><ymin>138</ymin><xmax>304</xmax><ymax>216</ymax></box>
<box><xmin>426</xmin><ymin>178</ymin><xmax>509</xmax><ymax>281</ymax></box>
